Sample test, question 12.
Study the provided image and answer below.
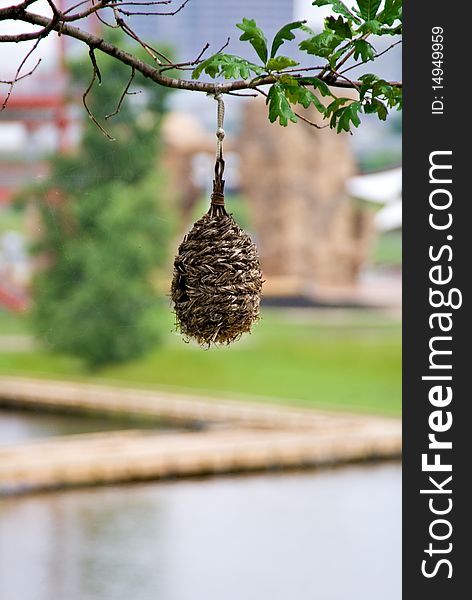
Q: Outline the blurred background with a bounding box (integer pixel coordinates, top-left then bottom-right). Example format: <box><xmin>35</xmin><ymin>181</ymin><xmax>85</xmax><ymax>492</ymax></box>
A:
<box><xmin>0</xmin><ymin>1</ymin><xmax>401</xmax><ymax>599</ymax></box>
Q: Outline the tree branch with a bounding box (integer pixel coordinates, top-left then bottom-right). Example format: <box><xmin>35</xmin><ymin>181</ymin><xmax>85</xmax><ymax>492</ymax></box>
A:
<box><xmin>1</xmin><ymin>7</ymin><xmax>401</xmax><ymax>95</ymax></box>
<box><xmin>82</xmin><ymin>46</ymin><xmax>115</xmax><ymax>139</ymax></box>
<box><xmin>105</xmin><ymin>65</ymin><xmax>137</xmax><ymax>119</ymax></box>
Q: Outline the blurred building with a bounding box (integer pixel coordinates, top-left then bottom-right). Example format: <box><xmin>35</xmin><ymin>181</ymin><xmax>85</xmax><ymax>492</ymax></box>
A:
<box><xmin>239</xmin><ymin>97</ymin><xmax>372</xmax><ymax>295</ymax></box>
<box><xmin>0</xmin><ymin>8</ymin><xmax>72</xmax><ymax>205</ymax></box>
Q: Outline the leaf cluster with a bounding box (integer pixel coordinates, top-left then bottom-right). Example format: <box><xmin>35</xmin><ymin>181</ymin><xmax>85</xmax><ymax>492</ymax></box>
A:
<box><xmin>191</xmin><ymin>2</ymin><xmax>402</xmax><ymax>132</ymax></box>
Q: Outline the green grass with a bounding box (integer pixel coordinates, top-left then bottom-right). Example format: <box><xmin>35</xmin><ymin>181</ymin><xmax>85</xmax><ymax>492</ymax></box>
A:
<box><xmin>373</xmin><ymin>231</ymin><xmax>402</xmax><ymax>266</ymax></box>
<box><xmin>0</xmin><ymin>309</ymin><xmax>401</xmax><ymax>416</ymax></box>
<box><xmin>358</xmin><ymin>148</ymin><xmax>402</xmax><ymax>172</ymax></box>
<box><xmin>0</xmin><ymin>207</ymin><xmax>25</xmax><ymax>235</ymax></box>
<box><xmin>0</xmin><ymin>311</ymin><xmax>31</xmax><ymax>335</ymax></box>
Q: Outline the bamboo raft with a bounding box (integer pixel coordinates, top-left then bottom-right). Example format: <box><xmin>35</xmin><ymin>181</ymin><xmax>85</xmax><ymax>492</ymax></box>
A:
<box><xmin>0</xmin><ymin>377</ymin><xmax>401</xmax><ymax>494</ymax></box>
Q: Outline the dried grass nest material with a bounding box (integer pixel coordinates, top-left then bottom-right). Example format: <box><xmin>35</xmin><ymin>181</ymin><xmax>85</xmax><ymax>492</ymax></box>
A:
<box><xmin>171</xmin><ymin>210</ymin><xmax>263</xmax><ymax>346</ymax></box>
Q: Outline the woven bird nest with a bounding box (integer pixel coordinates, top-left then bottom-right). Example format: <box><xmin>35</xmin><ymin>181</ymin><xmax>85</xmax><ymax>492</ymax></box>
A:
<box><xmin>171</xmin><ymin>164</ymin><xmax>263</xmax><ymax>346</ymax></box>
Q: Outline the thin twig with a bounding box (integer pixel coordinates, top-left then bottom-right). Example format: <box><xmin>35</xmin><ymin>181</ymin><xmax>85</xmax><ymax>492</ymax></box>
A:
<box><xmin>340</xmin><ymin>39</ymin><xmax>403</xmax><ymax>75</ymax></box>
<box><xmin>88</xmin><ymin>45</ymin><xmax>102</xmax><ymax>83</ymax></box>
<box><xmin>194</xmin><ymin>42</ymin><xmax>210</xmax><ymax>63</ymax></box>
<box><xmin>105</xmin><ymin>66</ymin><xmax>136</xmax><ymax>118</ymax></box>
<box><xmin>329</xmin><ymin>68</ymin><xmax>360</xmax><ymax>92</ymax></box>
<box><xmin>0</xmin><ymin>59</ymin><xmax>41</xmax><ymax>85</ymax></box>
<box><xmin>117</xmin><ymin>0</ymin><xmax>190</xmax><ymax>17</ymax></box>
<box><xmin>1</xmin><ymin>39</ymin><xmax>42</xmax><ymax>111</ymax></box>
<box><xmin>83</xmin><ymin>47</ymin><xmax>115</xmax><ymax>139</ymax></box>
<box><xmin>158</xmin><ymin>37</ymin><xmax>231</xmax><ymax>73</ymax></box>
<box><xmin>95</xmin><ymin>6</ymin><xmax>120</xmax><ymax>28</ymax></box>
<box><xmin>46</xmin><ymin>0</ymin><xmax>61</xmax><ymax>17</ymax></box>
<box><xmin>63</xmin><ymin>0</ymin><xmax>171</xmax><ymax>19</ymax></box>
<box><xmin>215</xmin><ymin>36</ymin><xmax>231</xmax><ymax>55</ymax></box>
<box><xmin>158</xmin><ymin>41</ymin><xmax>213</xmax><ymax>73</ymax></box>
<box><xmin>116</xmin><ymin>1</ymin><xmax>171</xmax><ymax>4</ymax></box>
<box><xmin>63</xmin><ymin>1</ymin><xmax>109</xmax><ymax>22</ymax></box>
<box><xmin>336</xmin><ymin>33</ymin><xmax>371</xmax><ymax>73</ymax></box>
<box><xmin>295</xmin><ymin>112</ymin><xmax>328</xmax><ymax>129</ymax></box>
<box><xmin>318</xmin><ymin>33</ymin><xmax>371</xmax><ymax>83</ymax></box>
<box><xmin>278</xmin><ymin>65</ymin><xmax>329</xmax><ymax>75</ymax></box>
<box><xmin>116</xmin><ymin>17</ymin><xmax>171</xmax><ymax>65</ymax></box>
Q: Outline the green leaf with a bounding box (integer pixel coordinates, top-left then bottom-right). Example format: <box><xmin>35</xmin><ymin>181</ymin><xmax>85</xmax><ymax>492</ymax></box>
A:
<box><xmin>299</xmin><ymin>77</ymin><xmax>334</xmax><ymax>97</ymax></box>
<box><xmin>279</xmin><ymin>78</ymin><xmax>326</xmax><ymax>114</ymax></box>
<box><xmin>192</xmin><ymin>54</ymin><xmax>264</xmax><ymax>80</ymax></box>
<box><xmin>356</xmin><ymin>0</ymin><xmax>382</xmax><ymax>21</ymax></box>
<box><xmin>359</xmin><ymin>19</ymin><xmax>383</xmax><ymax>34</ymax></box>
<box><xmin>312</xmin><ymin>77</ymin><xmax>333</xmax><ymax>97</ymax></box>
<box><xmin>358</xmin><ymin>72</ymin><xmax>379</xmax><ymax>99</ymax></box>
<box><xmin>299</xmin><ymin>30</ymin><xmax>343</xmax><ymax>58</ymax></box>
<box><xmin>299</xmin><ymin>23</ymin><xmax>316</xmax><ymax>36</ymax></box>
<box><xmin>379</xmin><ymin>23</ymin><xmax>402</xmax><ymax>35</ymax></box>
<box><xmin>352</xmin><ymin>39</ymin><xmax>376</xmax><ymax>62</ymax></box>
<box><xmin>325</xmin><ymin>96</ymin><xmax>351</xmax><ymax>118</ymax></box>
<box><xmin>309</xmin><ymin>95</ymin><xmax>327</xmax><ymax>116</ymax></box>
<box><xmin>284</xmin><ymin>85</ymin><xmax>314</xmax><ymax>109</ymax></box>
<box><xmin>357</xmin><ymin>74</ymin><xmax>402</xmax><ymax>111</ymax></box>
<box><xmin>364</xmin><ymin>98</ymin><xmax>388</xmax><ymax>120</ymax></box>
<box><xmin>237</xmin><ymin>18</ymin><xmax>268</xmax><ymax>63</ymax></box>
<box><xmin>328</xmin><ymin>46</ymin><xmax>349</xmax><ymax>68</ymax></box>
<box><xmin>372</xmin><ymin>80</ymin><xmax>402</xmax><ymax>107</ymax></box>
<box><xmin>312</xmin><ymin>0</ymin><xmax>362</xmax><ymax>24</ymax></box>
<box><xmin>325</xmin><ymin>15</ymin><xmax>352</xmax><ymax>39</ymax></box>
<box><xmin>335</xmin><ymin>101</ymin><xmax>362</xmax><ymax>132</ymax></box>
<box><xmin>266</xmin><ymin>82</ymin><xmax>298</xmax><ymax>126</ymax></box>
<box><xmin>378</xmin><ymin>0</ymin><xmax>402</xmax><ymax>25</ymax></box>
<box><xmin>266</xmin><ymin>56</ymin><xmax>300</xmax><ymax>72</ymax></box>
<box><xmin>358</xmin><ymin>73</ymin><xmax>379</xmax><ymax>84</ymax></box>
<box><xmin>270</xmin><ymin>21</ymin><xmax>306</xmax><ymax>58</ymax></box>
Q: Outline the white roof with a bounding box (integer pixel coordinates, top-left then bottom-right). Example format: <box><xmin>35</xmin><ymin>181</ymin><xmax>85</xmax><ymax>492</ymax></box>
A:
<box><xmin>346</xmin><ymin>167</ymin><xmax>402</xmax><ymax>205</ymax></box>
<box><xmin>375</xmin><ymin>202</ymin><xmax>402</xmax><ymax>231</ymax></box>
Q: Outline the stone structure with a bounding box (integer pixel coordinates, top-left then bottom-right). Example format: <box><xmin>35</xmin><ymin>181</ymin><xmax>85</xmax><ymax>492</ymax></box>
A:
<box><xmin>238</xmin><ymin>98</ymin><xmax>374</xmax><ymax>293</ymax></box>
<box><xmin>161</xmin><ymin>112</ymin><xmax>211</xmax><ymax>222</ymax></box>
<box><xmin>161</xmin><ymin>103</ymin><xmax>375</xmax><ymax>295</ymax></box>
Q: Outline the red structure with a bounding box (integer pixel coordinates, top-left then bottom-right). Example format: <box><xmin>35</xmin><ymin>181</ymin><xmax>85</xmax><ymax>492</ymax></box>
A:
<box><xmin>0</xmin><ymin>284</ymin><xmax>29</xmax><ymax>312</ymax></box>
<box><xmin>0</xmin><ymin>16</ymin><xmax>71</xmax><ymax>205</ymax></box>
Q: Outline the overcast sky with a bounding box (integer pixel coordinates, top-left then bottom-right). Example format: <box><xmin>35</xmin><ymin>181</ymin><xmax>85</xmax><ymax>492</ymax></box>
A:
<box><xmin>0</xmin><ymin>0</ymin><xmax>61</xmax><ymax>77</ymax></box>
<box><xmin>1</xmin><ymin>0</ymin><xmax>328</xmax><ymax>78</ymax></box>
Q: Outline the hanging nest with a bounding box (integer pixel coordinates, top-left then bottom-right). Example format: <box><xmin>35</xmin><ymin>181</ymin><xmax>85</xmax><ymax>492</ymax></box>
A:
<box><xmin>171</xmin><ymin>166</ymin><xmax>263</xmax><ymax>346</ymax></box>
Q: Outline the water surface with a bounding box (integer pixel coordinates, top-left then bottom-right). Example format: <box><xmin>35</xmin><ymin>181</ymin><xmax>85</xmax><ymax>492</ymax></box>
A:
<box><xmin>0</xmin><ymin>408</ymin><xmax>167</xmax><ymax>444</ymax></box>
<box><xmin>0</xmin><ymin>463</ymin><xmax>401</xmax><ymax>600</ymax></box>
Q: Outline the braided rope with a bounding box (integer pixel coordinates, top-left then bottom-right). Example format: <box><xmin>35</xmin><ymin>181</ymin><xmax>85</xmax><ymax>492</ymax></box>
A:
<box><xmin>211</xmin><ymin>93</ymin><xmax>226</xmax><ymax>212</ymax></box>
<box><xmin>215</xmin><ymin>93</ymin><xmax>225</xmax><ymax>161</ymax></box>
